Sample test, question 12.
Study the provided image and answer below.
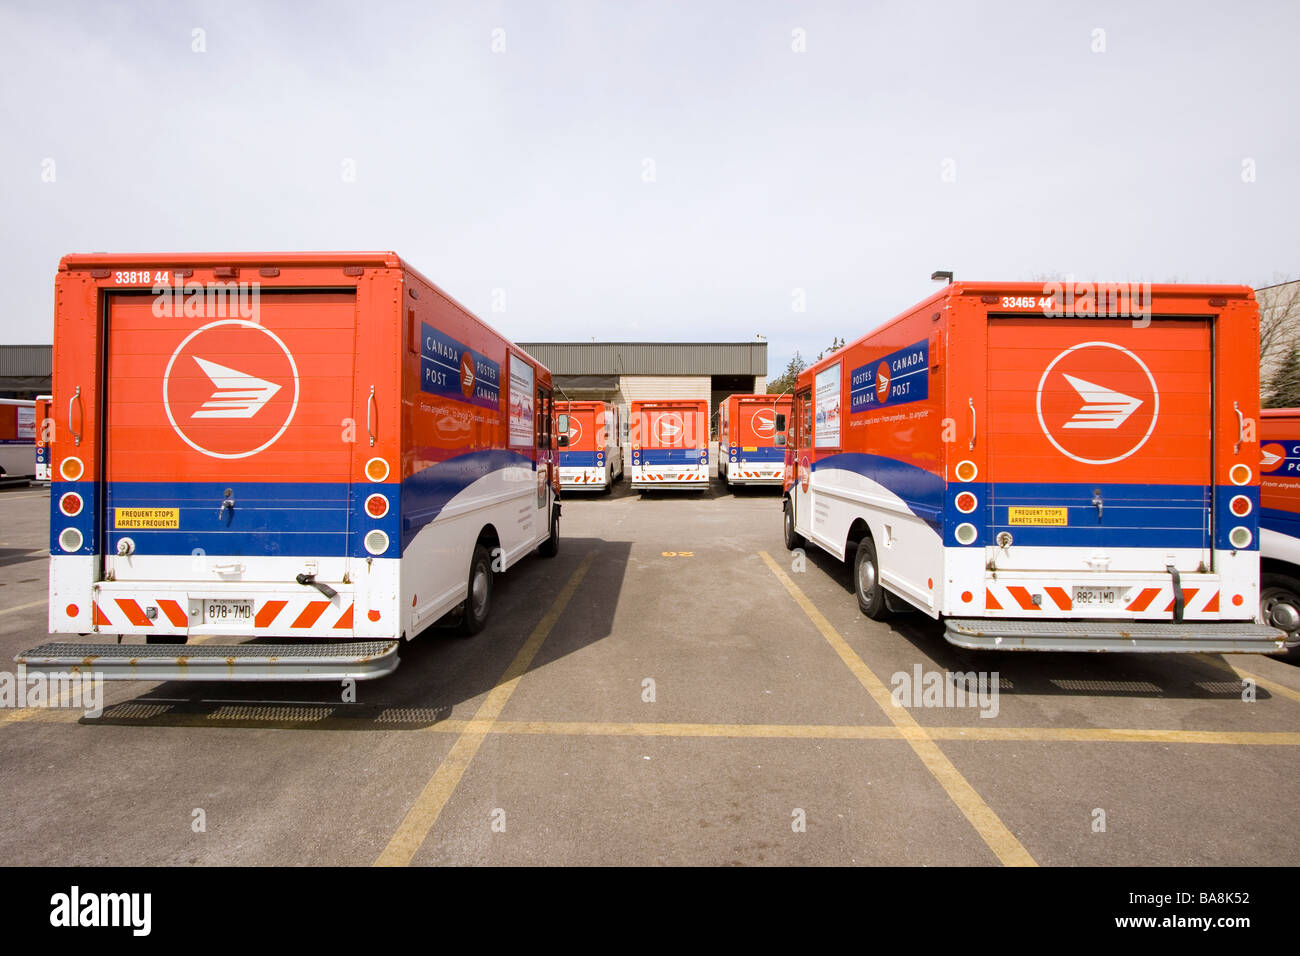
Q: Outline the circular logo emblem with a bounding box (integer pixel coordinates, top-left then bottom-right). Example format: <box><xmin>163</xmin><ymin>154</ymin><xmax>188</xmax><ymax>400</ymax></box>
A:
<box><xmin>1035</xmin><ymin>342</ymin><xmax>1159</xmax><ymax>466</ymax></box>
<box><xmin>654</xmin><ymin>413</ymin><xmax>684</xmax><ymax>445</ymax></box>
<box><xmin>566</xmin><ymin>416</ymin><xmax>584</xmax><ymax>447</ymax></box>
<box><xmin>459</xmin><ymin>352</ymin><xmax>476</xmax><ymax>398</ymax></box>
<box><xmin>163</xmin><ymin>319</ymin><xmax>300</xmax><ymax>460</ymax></box>
<box><xmin>875</xmin><ymin>362</ymin><xmax>891</xmax><ymax>402</ymax></box>
<box><xmin>800</xmin><ymin>454</ymin><xmax>811</xmax><ymax>493</ymax></box>
<box><xmin>752</xmin><ymin>408</ymin><xmax>775</xmax><ymax>438</ymax></box>
<box><xmin>1262</xmin><ymin>442</ymin><xmax>1287</xmax><ymax>475</ymax></box>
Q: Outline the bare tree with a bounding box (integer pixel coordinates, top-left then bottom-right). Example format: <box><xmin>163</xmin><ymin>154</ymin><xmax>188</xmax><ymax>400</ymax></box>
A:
<box><xmin>1259</xmin><ymin>278</ymin><xmax>1300</xmax><ymax>401</ymax></box>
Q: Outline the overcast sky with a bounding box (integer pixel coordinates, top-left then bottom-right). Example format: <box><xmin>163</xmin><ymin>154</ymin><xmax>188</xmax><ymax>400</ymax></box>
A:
<box><xmin>2</xmin><ymin>0</ymin><xmax>1297</xmax><ymax>374</ymax></box>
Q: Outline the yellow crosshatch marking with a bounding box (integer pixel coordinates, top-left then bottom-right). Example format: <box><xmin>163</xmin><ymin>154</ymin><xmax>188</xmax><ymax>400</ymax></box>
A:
<box><xmin>1007</xmin><ymin>507</ymin><xmax>1067</xmax><ymax>526</ymax></box>
<box><xmin>114</xmin><ymin>508</ymin><xmax>179</xmax><ymax>530</ymax></box>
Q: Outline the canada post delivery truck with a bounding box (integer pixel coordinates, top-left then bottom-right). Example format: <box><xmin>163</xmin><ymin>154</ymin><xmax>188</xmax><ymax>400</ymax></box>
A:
<box><xmin>1255</xmin><ymin>408</ymin><xmax>1300</xmax><ymax>659</ymax></box>
<box><xmin>782</xmin><ymin>281</ymin><xmax>1285</xmax><ymax>653</ymax></box>
<box><xmin>718</xmin><ymin>393</ymin><xmax>792</xmax><ymax>489</ymax></box>
<box><xmin>628</xmin><ymin>399</ymin><xmax>709</xmax><ymax>491</ymax></box>
<box><xmin>556</xmin><ymin>400</ymin><xmax>623</xmax><ymax>492</ymax></box>
<box><xmin>22</xmin><ymin>252</ymin><xmax>561</xmax><ymax>681</ymax></box>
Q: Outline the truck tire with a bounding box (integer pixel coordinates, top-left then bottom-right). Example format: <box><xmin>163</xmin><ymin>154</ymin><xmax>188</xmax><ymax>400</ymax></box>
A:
<box><xmin>783</xmin><ymin>499</ymin><xmax>805</xmax><ymax>551</ymax></box>
<box><xmin>854</xmin><ymin>537</ymin><xmax>890</xmax><ymax>621</ymax></box>
<box><xmin>459</xmin><ymin>543</ymin><xmax>494</xmax><ymax>636</ymax></box>
<box><xmin>1261</xmin><ymin>571</ymin><xmax>1300</xmax><ymax>662</ymax></box>
<box><xmin>538</xmin><ymin>507</ymin><xmax>560</xmax><ymax>557</ymax></box>
<box><xmin>602</xmin><ymin>466</ymin><xmax>614</xmax><ymax>495</ymax></box>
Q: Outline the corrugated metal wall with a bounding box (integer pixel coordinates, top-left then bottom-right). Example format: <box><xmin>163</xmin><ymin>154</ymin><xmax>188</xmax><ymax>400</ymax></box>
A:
<box><xmin>519</xmin><ymin>342</ymin><xmax>766</xmax><ymax>377</ymax></box>
<box><xmin>618</xmin><ymin>376</ymin><xmax>712</xmax><ymax>402</ymax></box>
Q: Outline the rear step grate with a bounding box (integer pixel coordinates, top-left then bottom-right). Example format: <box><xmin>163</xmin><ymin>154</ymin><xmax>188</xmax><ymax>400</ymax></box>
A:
<box><xmin>945</xmin><ymin>619</ymin><xmax>1286</xmax><ymax>653</ymax></box>
<box><xmin>16</xmin><ymin>640</ymin><xmax>400</xmax><ymax>682</ymax></box>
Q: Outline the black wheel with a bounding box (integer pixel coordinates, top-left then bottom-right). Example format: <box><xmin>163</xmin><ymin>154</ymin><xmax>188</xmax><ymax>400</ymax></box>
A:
<box><xmin>146</xmin><ymin>635</ymin><xmax>187</xmax><ymax>645</ymax></box>
<box><xmin>602</xmin><ymin>467</ymin><xmax>614</xmax><ymax>495</ymax></box>
<box><xmin>1261</xmin><ymin>571</ymin><xmax>1300</xmax><ymax>662</ymax></box>
<box><xmin>854</xmin><ymin>537</ymin><xmax>890</xmax><ymax>620</ymax></box>
<box><xmin>783</xmin><ymin>498</ymin><xmax>805</xmax><ymax>551</ymax></box>
<box><xmin>538</xmin><ymin>506</ymin><xmax>559</xmax><ymax>557</ymax></box>
<box><xmin>459</xmin><ymin>543</ymin><xmax>494</xmax><ymax>636</ymax></box>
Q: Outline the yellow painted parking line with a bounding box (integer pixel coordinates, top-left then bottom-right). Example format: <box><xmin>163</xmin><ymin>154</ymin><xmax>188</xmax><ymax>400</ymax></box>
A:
<box><xmin>0</xmin><ymin>599</ymin><xmax>47</xmax><ymax>618</ymax></box>
<box><xmin>490</xmin><ymin>720</ymin><xmax>904</xmax><ymax>740</ymax></box>
<box><xmin>374</xmin><ymin>551</ymin><xmax>596</xmax><ymax>867</ymax></box>
<box><xmin>1198</xmin><ymin>654</ymin><xmax>1300</xmax><ymax>706</ymax></box>
<box><xmin>0</xmin><ymin>493</ymin><xmax>49</xmax><ymax>502</ymax></box>
<box><xmin>0</xmin><ymin>684</ymin><xmax>88</xmax><ymax>727</ymax></box>
<box><xmin>759</xmin><ymin>550</ymin><xmax>1037</xmax><ymax>867</ymax></box>
<box><xmin>64</xmin><ymin>709</ymin><xmax>1300</xmax><ymax>744</ymax></box>
<box><xmin>926</xmin><ymin>726</ymin><xmax>1300</xmax><ymax>745</ymax></box>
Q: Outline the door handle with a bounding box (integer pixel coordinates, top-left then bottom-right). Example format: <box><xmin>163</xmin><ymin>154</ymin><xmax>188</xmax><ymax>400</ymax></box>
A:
<box><xmin>68</xmin><ymin>386</ymin><xmax>83</xmax><ymax>447</ymax></box>
<box><xmin>367</xmin><ymin>385</ymin><xmax>377</xmax><ymax>446</ymax></box>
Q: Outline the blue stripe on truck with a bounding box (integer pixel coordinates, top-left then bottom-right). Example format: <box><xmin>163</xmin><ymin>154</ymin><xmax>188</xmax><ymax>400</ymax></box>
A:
<box><xmin>812</xmin><ymin>453</ymin><xmax>944</xmax><ymax>533</ymax></box>
<box><xmin>731</xmin><ymin>446</ymin><xmax>785</xmax><ymax>463</ymax></box>
<box><xmin>399</xmin><ymin>448</ymin><xmax>534</xmax><ymax>551</ymax></box>
<box><xmin>74</xmin><ymin>449</ymin><xmax>537</xmax><ymax>560</ymax></box>
<box><xmin>638</xmin><ymin>448</ymin><xmax>706</xmax><ymax>465</ymax></box>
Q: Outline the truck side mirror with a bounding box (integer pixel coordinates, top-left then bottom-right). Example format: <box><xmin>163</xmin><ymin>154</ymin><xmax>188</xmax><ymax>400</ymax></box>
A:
<box><xmin>775</xmin><ymin>414</ymin><xmax>786</xmax><ymax>432</ymax></box>
<box><xmin>557</xmin><ymin>414</ymin><xmax>569</xmax><ymax>433</ymax></box>
<box><xmin>558</xmin><ymin>435</ymin><xmax>570</xmax><ymax>447</ymax></box>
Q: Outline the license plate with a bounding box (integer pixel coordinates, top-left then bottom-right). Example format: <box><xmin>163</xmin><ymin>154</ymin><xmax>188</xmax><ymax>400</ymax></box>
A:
<box><xmin>1073</xmin><ymin>587</ymin><xmax>1120</xmax><ymax>607</ymax></box>
<box><xmin>204</xmin><ymin>599</ymin><xmax>254</xmax><ymax>625</ymax></box>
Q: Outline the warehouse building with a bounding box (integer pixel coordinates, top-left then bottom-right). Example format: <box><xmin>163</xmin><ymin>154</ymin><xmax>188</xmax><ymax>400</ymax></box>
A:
<box><xmin>516</xmin><ymin>340</ymin><xmax>769</xmax><ymax>433</ymax></box>
<box><xmin>0</xmin><ymin>344</ymin><xmax>51</xmax><ymax>399</ymax></box>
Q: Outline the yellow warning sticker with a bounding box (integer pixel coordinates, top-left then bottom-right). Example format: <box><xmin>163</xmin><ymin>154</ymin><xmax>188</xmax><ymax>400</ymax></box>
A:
<box><xmin>115</xmin><ymin>508</ymin><xmax>179</xmax><ymax>530</ymax></box>
<box><xmin>1007</xmin><ymin>507</ymin><xmax>1067</xmax><ymax>526</ymax></box>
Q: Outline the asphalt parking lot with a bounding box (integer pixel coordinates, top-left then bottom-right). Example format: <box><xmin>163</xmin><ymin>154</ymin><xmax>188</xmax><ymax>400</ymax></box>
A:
<box><xmin>1</xmin><ymin>480</ymin><xmax>1298</xmax><ymax>867</ymax></box>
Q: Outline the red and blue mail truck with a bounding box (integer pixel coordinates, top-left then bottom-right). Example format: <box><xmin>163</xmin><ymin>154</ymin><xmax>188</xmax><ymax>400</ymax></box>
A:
<box><xmin>21</xmin><ymin>251</ymin><xmax>560</xmax><ymax>681</ymax></box>
<box><xmin>34</xmin><ymin>394</ymin><xmax>53</xmax><ymax>482</ymax></box>
<box><xmin>556</xmin><ymin>400</ymin><xmax>623</xmax><ymax>492</ymax></box>
<box><xmin>718</xmin><ymin>393</ymin><xmax>792</xmax><ymax>489</ymax></box>
<box><xmin>1256</xmin><ymin>408</ymin><xmax>1300</xmax><ymax>659</ymax></box>
<box><xmin>629</xmin><ymin>399</ymin><xmax>709</xmax><ymax>491</ymax></box>
<box><xmin>0</xmin><ymin>398</ymin><xmax>36</xmax><ymax>481</ymax></box>
<box><xmin>782</xmin><ymin>281</ymin><xmax>1285</xmax><ymax>653</ymax></box>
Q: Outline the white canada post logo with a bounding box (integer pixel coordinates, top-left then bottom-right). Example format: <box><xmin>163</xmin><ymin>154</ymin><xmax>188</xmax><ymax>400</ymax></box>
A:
<box><xmin>1059</xmin><ymin>375</ymin><xmax>1143</xmax><ymax>430</ymax></box>
<box><xmin>1036</xmin><ymin>342</ymin><xmax>1159</xmax><ymax>465</ymax></box>
<box><xmin>751</xmin><ymin>408</ymin><xmax>776</xmax><ymax>438</ymax></box>
<box><xmin>163</xmin><ymin>319</ymin><xmax>300</xmax><ymax>459</ymax></box>
<box><xmin>191</xmin><ymin>358</ymin><xmax>282</xmax><ymax>418</ymax></box>
<box><xmin>654</xmin><ymin>413</ymin><xmax>684</xmax><ymax>444</ymax></box>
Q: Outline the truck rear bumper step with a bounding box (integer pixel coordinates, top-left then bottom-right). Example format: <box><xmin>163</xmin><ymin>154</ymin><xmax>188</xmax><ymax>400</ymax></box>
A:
<box><xmin>15</xmin><ymin>640</ymin><xmax>400</xmax><ymax>682</ymax></box>
<box><xmin>944</xmin><ymin>619</ymin><xmax>1288</xmax><ymax>654</ymax></box>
